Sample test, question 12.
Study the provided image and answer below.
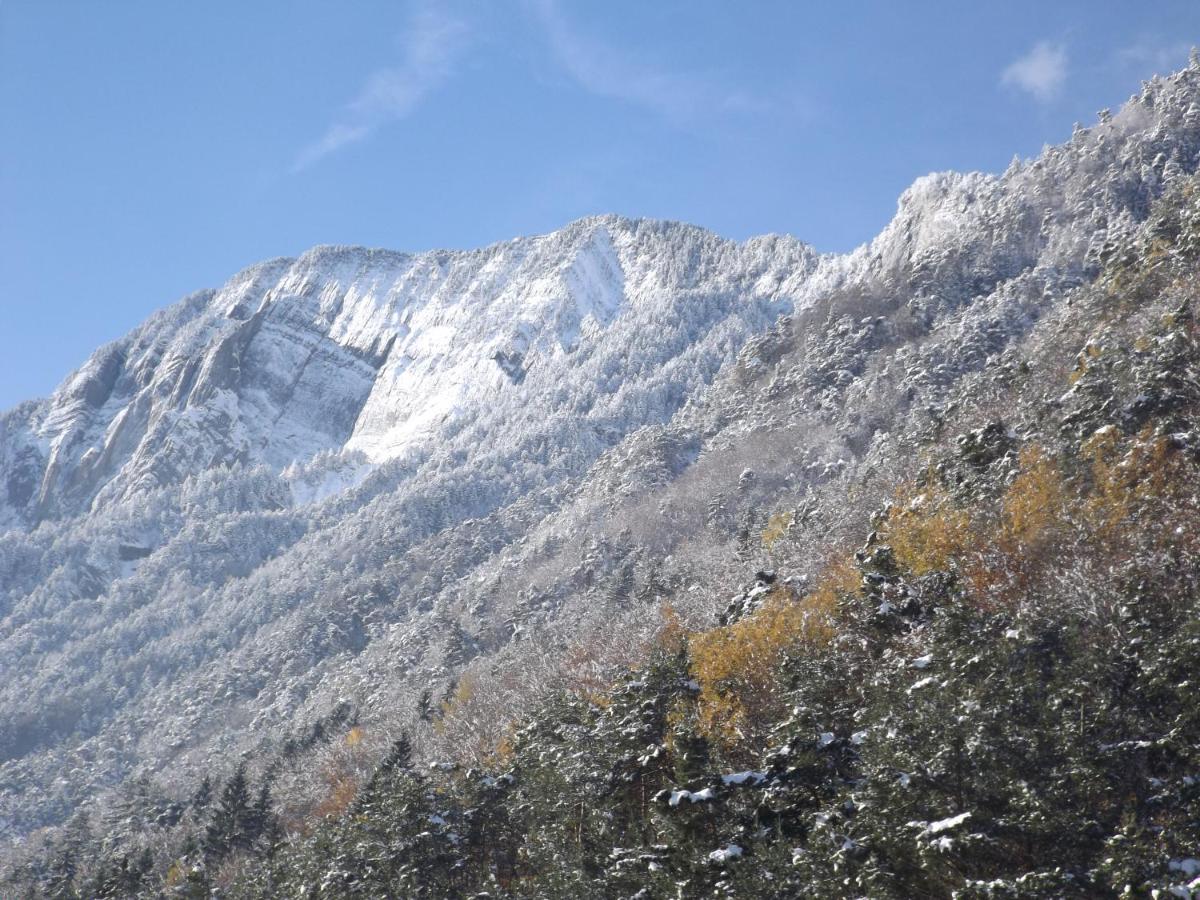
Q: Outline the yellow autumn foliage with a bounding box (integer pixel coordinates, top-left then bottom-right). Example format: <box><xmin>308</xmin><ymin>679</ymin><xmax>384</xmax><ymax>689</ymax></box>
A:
<box><xmin>313</xmin><ymin>771</ymin><xmax>359</xmax><ymax>820</ymax></box>
<box><xmin>1081</xmin><ymin>425</ymin><xmax>1192</xmax><ymax>549</ymax></box>
<box><xmin>163</xmin><ymin>861</ymin><xmax>186</xmax><ymax>889</ymax></box>
<box><xmin>690</xmin><ymin>565</ymin><xmax>848</xmax><ymax>749</ymax></box>
<box><xmin>490</xmin><ymin>730</ymin><xmax>516</xmax><ymax>766</ymax></box>
<box><xmin>438</xmin><ymin>672</ymin><xmax>477</xmax><ymax>726</ymax></box>
<box><xmin>1000</xmin><ymin>445</ymin><xmax>1068</xmax><ymax>552</ymax></box>
<box><xmin>1068</xmin><ymin>343</ymin><xmax>1103</xmax><ymax>386</ymax></box>
<box><xmin>761</xmin><ymin>511</ymin><xmax>792</xmax><ymax>551</ymax></box>
<box><xmin>655</xmin><ymin>601</ymin><xmax>688</xmax><ymax>656</ymax></box>
<box><xmin>886</xmin><ymin>486</ymin><xmax>975</xmax><ymax>576</ymax></box>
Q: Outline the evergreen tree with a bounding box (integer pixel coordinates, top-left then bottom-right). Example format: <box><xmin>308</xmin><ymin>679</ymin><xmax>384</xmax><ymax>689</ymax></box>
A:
<box><xmin>605</xmin><ymin>562</ymin><xmax>636</xmax><ymax>608</ymax></box>
<box><xmin>245</xmin><ymin>781</ymin><xmax>277</xmax><ymax>849</ymax></box>
<box><xmin>416</xmin><ymin>688</ymin><xmax>434</xmax><ymax>722</ymax></box>
<box><xmin>204</xmin><ymin>763</ymin><xmax>253</xmax><ymax>862</ymax></box>
<box><xmin>43</xmin><ymin>850</ymin><xmax>78</xmax><ymax>900</ymax></box>
<box><xmin>190</xmin><ymin>774</ymin><xmax>212</xmax><ymax>813</ymax></box>
<box><xmin>90</xmin><ymin>853</ymin><xmax>146</xmax><ymax>900</ymax></box>
<box><xmin>43</xmin><ymin>808</ymin><xmax>94</xmax><ymax>899</ymax></box>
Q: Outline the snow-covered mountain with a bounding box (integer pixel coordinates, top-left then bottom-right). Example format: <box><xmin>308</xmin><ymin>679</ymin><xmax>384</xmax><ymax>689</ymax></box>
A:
<box><xmin>1</xmin><ymin>219</ymin><xmax>814</xmax><ymax>526</ymax></box>
<box><xmin>2</xmin><ymin>58</ymin><xmax>1200</xmax><ymax>858</ymax></box>
<box><xmin>0</xmin><ymin>217</ymin><xmax>816</xmax><ymax>838</ymax></box>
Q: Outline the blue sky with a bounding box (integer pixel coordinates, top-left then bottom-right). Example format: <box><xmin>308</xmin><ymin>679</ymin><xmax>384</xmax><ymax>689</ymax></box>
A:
<box><xmin>2</xmin><ymin>1</ymin><xmax>1198</xmax><ymax>409</ymax></box>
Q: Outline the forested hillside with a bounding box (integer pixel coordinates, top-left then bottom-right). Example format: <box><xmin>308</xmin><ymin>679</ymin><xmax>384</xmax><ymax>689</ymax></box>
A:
<box><xmin>4</xmin><ymin>60</ymin><xmax>1200</xmax><ymax>900</ymax></box>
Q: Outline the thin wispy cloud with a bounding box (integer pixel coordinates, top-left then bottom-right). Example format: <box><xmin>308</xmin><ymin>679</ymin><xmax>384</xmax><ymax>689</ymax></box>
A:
<box><xmin>293</xmin><ymin>7</ymin><xmax>469</xmax><ymax>172</ymax></box>
<box><xmin>1001</xmin><ymin>41</ymin><xmax>1067</xmax><ymax>103</ymax></box>
<box><xmin>528</xmin><ymin>0</ymin><xmax>771</xmax><ymax>125</ymax></box>
<box><xmin>1117</xmin><ymin>37</ymin><xmax>1192</xmax><ymax>76</ymax></box>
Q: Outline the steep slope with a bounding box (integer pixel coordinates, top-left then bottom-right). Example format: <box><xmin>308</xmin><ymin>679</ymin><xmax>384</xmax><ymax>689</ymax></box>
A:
<box><xmin>2</xmin><ymin>58</ymin><xmax>1200</xmax><ymax>888</ymax></box>
<box><xmin>0</xmin><ymin>218</ymin><xmax>816</xmax><ymax>840</ymax></box>
<box><xmin>409</xmin><ymin>62</ymin><xmax>1200</xmax><ymax>682</ymax></box>
<box><xmin>222</xmin><ymin>202</ymin><xmax>1200</xmax><ymax>896</ymax></box>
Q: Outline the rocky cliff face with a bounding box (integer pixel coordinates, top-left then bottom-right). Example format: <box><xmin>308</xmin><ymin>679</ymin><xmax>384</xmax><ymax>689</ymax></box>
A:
<box><xmin>2</xmin><ymin>59</ymin><xmax>1200</xmax><ymax>856</ymax></box>
<box><xmin>1</xmin><ymin>219</ymin><xmax>815</xmax><ymax>527</ymax></box>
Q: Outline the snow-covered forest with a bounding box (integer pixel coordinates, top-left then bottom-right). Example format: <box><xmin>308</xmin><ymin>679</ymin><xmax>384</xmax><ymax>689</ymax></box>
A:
<box><xmin>3</xmin><ymin>56</ymin><xmax>1200</xmax><ymax>900</ymax></box>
